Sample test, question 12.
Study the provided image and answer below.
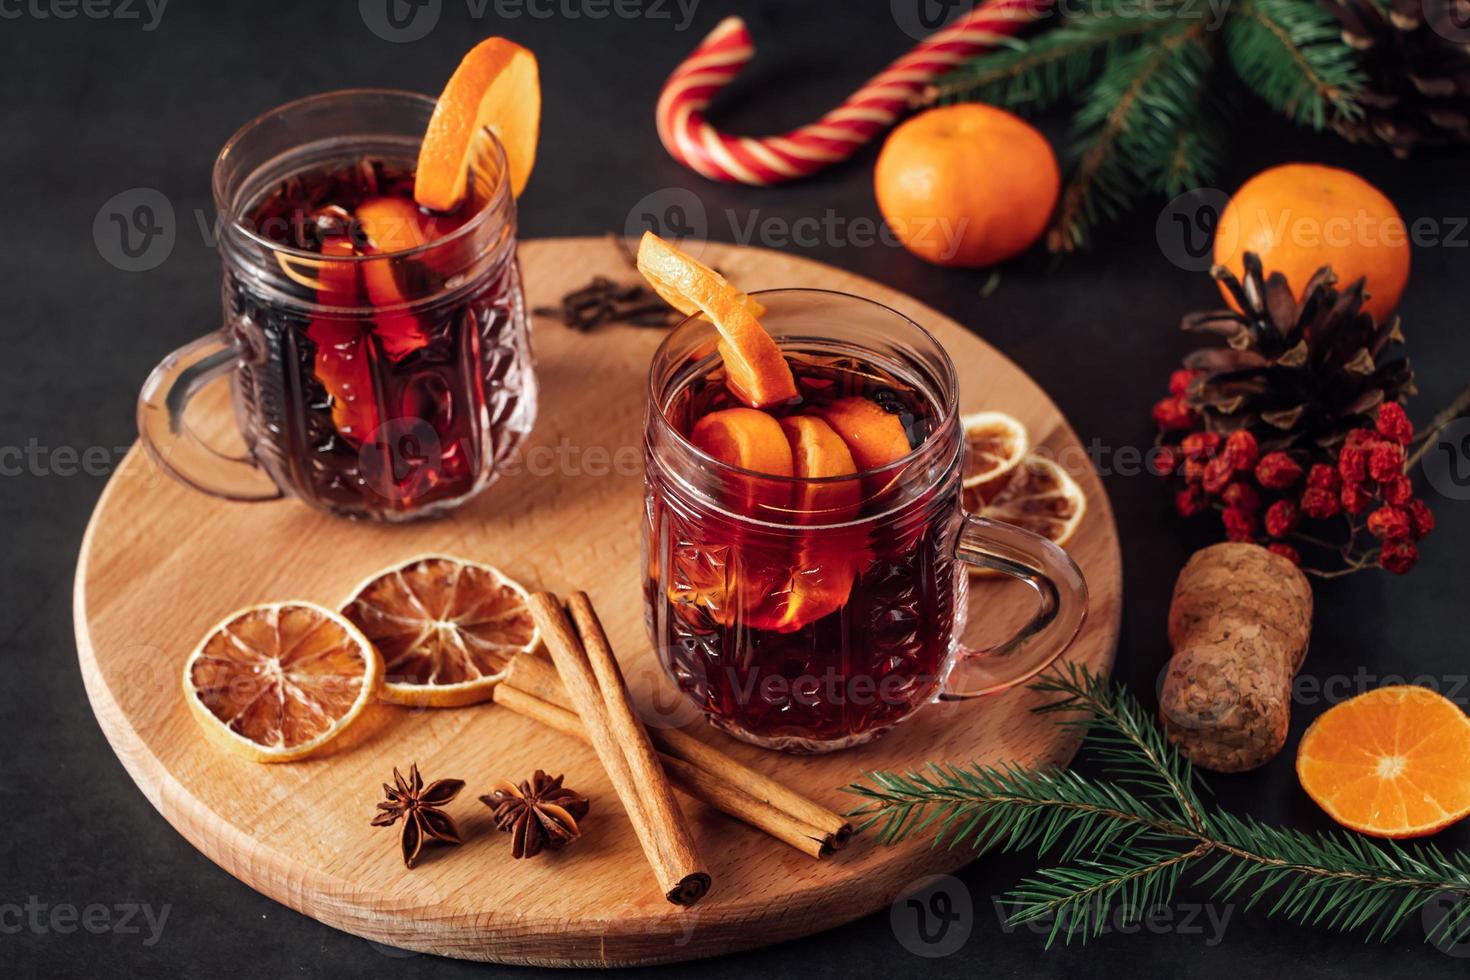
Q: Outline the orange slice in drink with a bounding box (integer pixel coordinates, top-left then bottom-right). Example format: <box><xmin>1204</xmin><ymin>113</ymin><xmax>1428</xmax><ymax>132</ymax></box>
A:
<box><xmin>415</xmin><ymin>37</ymin><xmax>540</xmax><ymax>211</ymax></box>
<box><xmin>355</xmin><ymin>196</ymin><xmax>433</xmax><ymax>361</ymax></box>
<box><xmin>814</xmin><ymin>396</ymin><xmax>913</xmax><ymax>472</ymax></box>
<box><xmin>1297</xmin><ymin>686</ymin><xmax>1470</xmax><ymax>838</ymax></box>
<box><xmin>690</xmin><ymin>407</ymin><xmax>794</xmax><ymax>478</ymax></box>
<box><xmin>781</xmin><ymin>415</ymin><xmax>861</xmax><ymax>521</ymax></box>
<box><xmin>961</xmin><ymin>410</ymin><xmax>1029</xmax><ymax>504</ymax></box>
<box><xmin>308</xmin><ymin>235</ymin><xmax>377</xmax><ymax>446</ymax></box>
<box><xmin>977</xmin><ymin>454</ymin><xmax>1085</xmax><ymax>549</ymax></box>
<box><xmin>636</xmin><ymin>232</ymin><xmax>797</xmax><ymax>408</ymax></box>
<box><xmin>342</xmin><ymin>554</ymin><xmax>540</xmax><ymax>707</ymax></box>
<box><xmin>182</xmin><ymin>602</ymin><xmax>382</xmax><ymax>763</ymax></box>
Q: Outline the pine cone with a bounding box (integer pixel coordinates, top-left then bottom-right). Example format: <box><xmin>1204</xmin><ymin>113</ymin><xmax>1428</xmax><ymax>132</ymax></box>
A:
<box><xmin>1324</xmin><ymin>0</ymin><xmax>1470</xmax><ymax>156</ymax></box>
<box><xmin>1177</xmin><ymin>253</ymin><xmax>1415</xmax><ymax>452</ymax></box>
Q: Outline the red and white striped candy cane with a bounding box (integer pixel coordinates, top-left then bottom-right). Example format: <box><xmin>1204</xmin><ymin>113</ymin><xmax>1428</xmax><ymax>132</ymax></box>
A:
<box><xmin>655</xmin><ymin>0</ymin><xmax>1051</xmax><ymax>185</ymax></box>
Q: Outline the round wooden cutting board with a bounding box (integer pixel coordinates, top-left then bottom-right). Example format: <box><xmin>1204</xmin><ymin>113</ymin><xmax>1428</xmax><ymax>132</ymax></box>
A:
<box><xmin>75</xmin><ymin>237</ymin><xmax>1121</xmax><ymax>966</ymax></box>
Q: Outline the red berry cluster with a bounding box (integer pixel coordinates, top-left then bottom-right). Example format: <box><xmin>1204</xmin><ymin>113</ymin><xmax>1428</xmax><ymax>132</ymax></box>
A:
<box><xmin>1153</xmin><ymin>394</ymin><xmax>1433</xmax><ymax>575</ymax></box>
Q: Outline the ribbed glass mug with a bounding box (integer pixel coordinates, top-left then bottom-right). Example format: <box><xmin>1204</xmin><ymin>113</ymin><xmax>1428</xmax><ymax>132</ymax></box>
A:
<box><xmin>137</xmin><ymin>90</ymin><xmax>536</xmax><ymax>520</ymax></box>
<box><xmin>643</xmin><ymin>289</ymin><xmax>1088</xmax><ymax>752</ymax></box>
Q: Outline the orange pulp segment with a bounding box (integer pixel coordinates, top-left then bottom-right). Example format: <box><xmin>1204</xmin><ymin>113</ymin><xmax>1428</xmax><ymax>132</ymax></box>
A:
<box><xmin>636</xmin><ymin>232</ymin><xmax>797</xmax><ymax>408</ymax></box>
<box><xmin>1297</xmin><ymin>685</ymin><xmax>1470</xmax><ymax>838</ymax></box>
<box><xmin>415</xmin><ymin>37</ymin><xmax>540</xmax><ymax>211</ymax></box>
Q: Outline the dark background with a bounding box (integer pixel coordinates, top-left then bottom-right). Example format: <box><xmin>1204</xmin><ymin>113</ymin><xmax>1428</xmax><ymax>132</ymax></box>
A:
<box><xmin>3</xmin><ymin>0</ymin><xmax>1469</xmax><ymax>976</ymax></box>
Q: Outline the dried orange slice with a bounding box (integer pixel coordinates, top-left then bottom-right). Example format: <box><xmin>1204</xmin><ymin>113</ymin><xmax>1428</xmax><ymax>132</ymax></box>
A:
<box><xmin>814</xmin><ymin>396</ymin><xmax>913</xmax><ymax>472</ymax></box>
<box><xmin>961</xmin><ymin>411</ymin><xmax>1029</xmax><ymax>504</ymax></box>
<box><xmin>182</xmin><ymin>602</ymin><xmax>382</xmax><ymax>763</ymax></box>
<box><xmin>1297</xmin><ymin>686</ymin><xmax>1470</xmax><ymax>838</ymax></box>
<box><xmin>342</xmin><ymin>554</ymin><xmax>539</xmax><ymax>707</ymax></box>
<box><xmin>977</xmin><ymin>454</ymin><xmax>1085</xmax><ymax>549</ymax></box>
<box><xmin>636</xmin><ymin>232</ymin><xmax>797</xmax><ymax>408</ymax></box>
<box><xmin>415</xmin><ymin>37</ymin><xmax>540</xmax><ymax>211</ymax></box>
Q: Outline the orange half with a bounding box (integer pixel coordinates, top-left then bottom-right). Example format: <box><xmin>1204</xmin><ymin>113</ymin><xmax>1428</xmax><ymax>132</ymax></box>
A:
<box><xmin>415</xmin><ymin>37</ymin><xmax>540</xmax><ymax>211</ymax></box>
<box><xmin>637</xmin><ymin>232</ymin><xmax>797</xmax><ymax>408</ymax></box>
<box><xmin>1297</xmin><ymin>686</ymin><xmax>1470</xmax><ymax>838</ymax></box>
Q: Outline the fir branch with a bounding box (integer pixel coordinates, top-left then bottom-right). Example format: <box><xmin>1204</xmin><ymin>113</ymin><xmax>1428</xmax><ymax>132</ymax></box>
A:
<box><xmin>1048</xmin><ymin>22</ymin><xmax>1213</xmax><ymax>251</ymax></box>
<box><xmin>846</xmin><ymin>667</ymin><xmax>1470</xmax><ymax>947</ymax></box>
<box><xmin>1225</xmin><ymin>0</ymin><xmax>1365</xmax><ymax>129</ymax></box>
<box><xmin>918</xmin><ymin>9</ymin><xmax>1171</xmax><ymax>112</ymax></box>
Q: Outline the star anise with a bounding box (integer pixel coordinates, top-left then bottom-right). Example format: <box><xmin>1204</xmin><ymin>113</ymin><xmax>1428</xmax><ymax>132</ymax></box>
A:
<box><xmin>480</xmin><ymin>771</ymin><xmax>589</xmax><ymax>859</ymax></box>
<box><xmin>371</xmin><ymin>763</ymin><xmax>465</xmax><ymax>869</ymax></box>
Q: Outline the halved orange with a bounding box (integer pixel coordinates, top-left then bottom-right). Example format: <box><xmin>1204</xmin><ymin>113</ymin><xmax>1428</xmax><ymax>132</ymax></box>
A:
<box><xmin>961</xmin><ymin>411</ymin><xmax>1029</xmax><ymax>504</ymax></box>
<box><xmin>182</xmin><ymin>602</ymin><xmax>382</xmax><ymax>763</ymax></box>
<box><xmin>814</xmin><ymin>396</ymin><xmax>913</xmax><ymax>472</ymax></box>
<box><xmin>977</xmin><ymin>454</ymin><xmax>1085</xmax><ymax>549</ymax></box>
<box><xmin>415</xmin><ymin>37</ymin><xmax>540</xmax><ymax>211</ymax></box>
<box><xmin>341</xmin><ymin>554</ymin><xmax>540</xmax><ymax>707</ymax></box>
<box><xmin>1297</xmin><ymin>686</ymin><xmax>1470</xmax><ymax>838</ymax></box>
<box><xmin>636</xmin><ymin>232</ymin><xmax>797</xmax><ymax>408</ymax></box>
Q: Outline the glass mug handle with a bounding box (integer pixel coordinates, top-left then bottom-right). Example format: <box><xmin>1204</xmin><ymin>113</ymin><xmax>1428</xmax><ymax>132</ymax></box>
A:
<box><xmin>941</xmin><ymin>514</ymin><xmax>1089</xmax><ymax>699</ymax></box>
<box><xmin>136</xmin><ymin>327</ymin><xmax>283</xmax><ymax>501</ymax></box>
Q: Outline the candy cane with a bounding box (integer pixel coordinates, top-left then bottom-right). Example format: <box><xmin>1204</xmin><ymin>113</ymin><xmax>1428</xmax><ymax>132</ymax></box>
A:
<box><xmin>655</xmin><ymin>0</ymin><xmax>1052</xmax><ymax>186</ymax></box>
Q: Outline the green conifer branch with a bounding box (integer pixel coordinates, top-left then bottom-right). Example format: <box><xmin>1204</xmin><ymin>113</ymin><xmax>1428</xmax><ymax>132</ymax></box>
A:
<box><xmin>846</xmin><ymin>663</ymin><xmax>1470</xmax><ymax>947</ymax></box>
<box><xmin>1226</xmin><ymin>0</ymin><xmax>1365</xmax><ymax>128</ymax></box>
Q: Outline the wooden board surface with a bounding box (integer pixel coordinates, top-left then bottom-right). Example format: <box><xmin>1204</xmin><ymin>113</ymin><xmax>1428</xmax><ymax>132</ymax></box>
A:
<box><xmin>74</xmin><ymin>237</ymin><xmax>1122</xmax><ymax>966</ymax></box>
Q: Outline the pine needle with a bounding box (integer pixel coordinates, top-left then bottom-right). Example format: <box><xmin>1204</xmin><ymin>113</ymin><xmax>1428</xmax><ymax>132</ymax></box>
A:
<box><xmin>846</xmin><ymin>666</ymin><xmax>1470</xmax><ymax>947</ymax></box>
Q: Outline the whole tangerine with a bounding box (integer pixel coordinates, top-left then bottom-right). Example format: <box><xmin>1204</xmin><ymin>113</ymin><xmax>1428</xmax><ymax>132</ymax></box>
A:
<box><xmin>1213</xmin><ymin>163</ymin><xmax>1410</xmax><ymax>323</ymax></box>
<box><xmin>874</xmin><ymin>104</ymin><xmax>1059</xmax><ymax>268</ymax></box>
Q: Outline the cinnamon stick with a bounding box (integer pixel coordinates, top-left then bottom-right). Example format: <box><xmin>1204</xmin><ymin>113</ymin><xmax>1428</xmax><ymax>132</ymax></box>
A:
<box><xmin>527</xmin><ymin>592</ymin><xmax>711</xmax><ymax>906</ymax></box>
<box><xmin>492</xmin><ymin>684</ymin><xmax>831</xmax><ymax>859</ymax></box>
<box><xmin>501</xmin><ymin>651</ymin><xmax>850</xmax><ymax>847</ymax></box>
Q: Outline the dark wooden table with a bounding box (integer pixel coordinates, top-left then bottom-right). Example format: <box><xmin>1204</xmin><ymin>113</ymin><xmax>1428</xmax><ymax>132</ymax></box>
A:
<box><xmin>3</xmin><ymin>1</ymin><xmax>1467</xmax><ymax>976</ymax></box>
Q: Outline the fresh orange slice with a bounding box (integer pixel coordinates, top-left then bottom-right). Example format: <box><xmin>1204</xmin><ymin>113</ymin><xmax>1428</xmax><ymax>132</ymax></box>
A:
<box><xmin>636</xmin><ymin>232</ymin><xmax>797</xmax><ymax>408</ymax></box>
<box><xmin>342</xmin><ymin>554</ymin><xmax>540</xmax><ymax>707</ymax></box>
<box><xmin>415</xmin><ymin>37</ymin><xmax>540</xmax><ymax>211</ymax></box>
<box><xmin>355</xmin><ymin>197</ymin><xmax>433</xmax><ymax>360</ymax></box>
<box><xmin>814</xmin><ymin>396</ymin><xmax>913</xmax><ymax>472</ymax></box>
<box><xmin>1297</xmin><ymin>686</ymin><xmax>1470</xmax><ymax>838</ymax></box>
<box><xmin>977</xmin><ymin>454</ymin><xmax>1085</xmax><ymax>549</ymax></box>
<box><xmin>780</xmin><ymin>415</ymin><xmax>861</xmax><ymax>521</ymax></box>
<box><xmin>182</xmin><ymin>602</ymin><xmax>382</xmax><ymax>763</ymax></box>
<box><xmin>961</xmin><ymin>411</ymin><xmax>1029</xmax><ymax>504</ymax></box>
<box><xmin>691</xmin><ymin>407</ymin><xmax>794</xmax><ymax>477</ymax></box>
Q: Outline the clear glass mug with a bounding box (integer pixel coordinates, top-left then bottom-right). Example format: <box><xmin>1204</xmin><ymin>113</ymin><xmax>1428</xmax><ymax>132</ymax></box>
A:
<box><xmin>642</xmin><ymin>289</ymin><xmax>1088</xmax><ymax>752</ymax></box>
<box><xmin>137</xmin><ymin>90</ymin><xmax>536</xmax><ymax>520</ymax></box>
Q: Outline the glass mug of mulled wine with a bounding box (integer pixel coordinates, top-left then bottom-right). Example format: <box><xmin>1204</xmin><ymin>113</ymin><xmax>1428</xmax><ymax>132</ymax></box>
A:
<box><xmin>137</xmin><ymin>90</ymin><xmax>536</xmax><ymax>520</ymax></box>
<box><xmin>643</xmin><ymin>290</ymin><xmax>1088</xmax><ymax>752</ymax></box>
